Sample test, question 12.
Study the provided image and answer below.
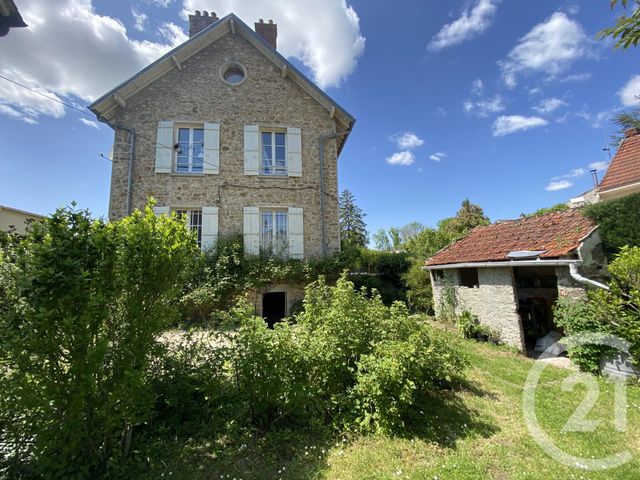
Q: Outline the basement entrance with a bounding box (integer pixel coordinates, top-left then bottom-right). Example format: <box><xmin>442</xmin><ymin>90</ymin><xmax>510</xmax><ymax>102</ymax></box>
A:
<box><xmin>262</xmin><ymin>291</ymin><xmax>286</xmax><ymax>328</ymax></box>
<box><xmin>514</xmin><ymin>266</ymin><xmax>559</xmax><ymax>349</ymax></box>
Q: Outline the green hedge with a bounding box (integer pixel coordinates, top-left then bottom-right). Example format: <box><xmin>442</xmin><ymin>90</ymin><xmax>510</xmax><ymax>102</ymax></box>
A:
<box><xmin>585</xmin><ymin>193</ymin><xmax>640</xmax><ymax>256</ymax></box>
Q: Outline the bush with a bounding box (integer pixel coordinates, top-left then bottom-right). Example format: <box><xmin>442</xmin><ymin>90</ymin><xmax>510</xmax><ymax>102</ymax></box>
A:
<box><xmin>223</xmin><ymin>274</ymin><xmax>467</xmax><ymax>433</ymax></box>
<box><xmin>554</xmin><ymin>246</ymin><xmax>640</xmax><ymax>372</ymax></box>
<box><xmin>403</xmin><ymin>262</ymin><xmax>434</xmax><ymax>314</ymax></box>
<box><xmin>585</xmin><ymin>193</ymin><xmax>640</xmax><ymax>256</ymax></box>
<box><xmin>457</xmin><ymin>310</ymin><xmax>480</xmax><ymax>339</ymax></box>
<box><xmin>0</xmin><ymin>205</ymin><xmax>196</xmax><ymax>478</ymax></box>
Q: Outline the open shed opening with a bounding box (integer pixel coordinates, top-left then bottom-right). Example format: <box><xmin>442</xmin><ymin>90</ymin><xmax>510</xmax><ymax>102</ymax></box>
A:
<box><xmin>514</xmin><ymin>266</ymin><xmax>560</xmax><ymax>350</ymax></box>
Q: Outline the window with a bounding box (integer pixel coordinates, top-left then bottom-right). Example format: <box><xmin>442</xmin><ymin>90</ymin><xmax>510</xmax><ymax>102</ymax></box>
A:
<box><xmin>433</xmin><ymin>269</ymin><xmax>445</xmax><ymax>281</ymax></box>
<box><xmin>459</xmin><ymin>268</ymin><xmax>479</xmax><ymax>288</ymax></box>
<box><xmin>220</xmin><ymin>62</ymin><xmax>247</xmax><ymax>86</ymax></box>
<box><xmin>175</xmin><ymin>127</ymin><xmax>204</xmax><ymax>173</ymax></box>
<box><xmin>260</xmin><ymin>209</ymin><xmax>288</xmax><ymax>255</ymax></box>
<box><xmin>261</xmin><ymin>131</ymin><xmax>287</xmax><ymax>176</ymax></box>
<box><xmin>174</xmin><ymin>209</ymin><xmax>203</xmax><ymax>247</ymax></box>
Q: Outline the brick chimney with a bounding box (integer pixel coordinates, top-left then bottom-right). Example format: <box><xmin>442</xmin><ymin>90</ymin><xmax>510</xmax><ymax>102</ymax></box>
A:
<box><xmin>188</xmin><ymin>10</ymin><xmax>219</xmax><ymax>37</ymax></box>
<box><xmin>624</xmin><ymin>127</ymin><xmax>640</xmax><ymax>138</ymax></box>
<box><xmin>255</xmin><ymin>19</ymin><xmax>277</xmax><ymax>49</ymax></box>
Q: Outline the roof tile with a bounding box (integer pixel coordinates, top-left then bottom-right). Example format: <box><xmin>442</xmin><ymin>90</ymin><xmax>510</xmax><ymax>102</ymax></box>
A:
<box><xmin>599</xmin><ymin>131</ymin><xmax>640</xmax><ymax>192</ymax></box>
<box><xmin>426</xmin><ymin>209</ymin><xmax>596</xmax><ymax>266</ymax></box>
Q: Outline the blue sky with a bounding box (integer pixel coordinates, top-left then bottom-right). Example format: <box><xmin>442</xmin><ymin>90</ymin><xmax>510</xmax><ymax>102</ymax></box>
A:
<box><xmin>0</xmin><ymin>0</ymin><xmax>638</xmax><ymax>238</ymax></box>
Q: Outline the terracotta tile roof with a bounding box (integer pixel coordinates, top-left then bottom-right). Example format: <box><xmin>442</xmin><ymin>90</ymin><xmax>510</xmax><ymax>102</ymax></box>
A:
<box><xmin>599</xmin><ymin>129</ymin><xmax>640</xmax><ymax>192</ymax></box>
<box><xmin>426</xmin><ymin>209</ymin><xmax>597</xmax><ymax>267</ymax></box>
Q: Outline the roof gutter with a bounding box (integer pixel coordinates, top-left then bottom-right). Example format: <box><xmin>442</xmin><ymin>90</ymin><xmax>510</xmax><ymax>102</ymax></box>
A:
<box><xmin>423</xmin><ymin>259</ymin><xmax>580</xmax><ymax>270</ymax></box>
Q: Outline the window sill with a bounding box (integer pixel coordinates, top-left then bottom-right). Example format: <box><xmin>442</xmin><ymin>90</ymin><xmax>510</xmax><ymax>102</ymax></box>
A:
<box><xmin>170</xmin><ymin>172</ymin><xmax>206</xmax><ymax>177</ymax></box>
<box><xmin>258</xmin><ymin>174</ymin><xmax>290</xmax><ymax>179</ymax></box>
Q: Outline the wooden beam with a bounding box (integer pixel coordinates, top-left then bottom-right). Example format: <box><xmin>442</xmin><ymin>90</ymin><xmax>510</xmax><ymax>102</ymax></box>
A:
<box><xmin>281</xmin><ymin>65</ymin><xmax>288</xmax><ymax>78</ymax></box>
<box><xmin>330</xmin><ymin>106</ymin><xmax>336</xmax><ymax>119</ymax></box>
<box><xmin>171</xmin><ymin>55</ymin><xmax>182</xmax><ymax>70</ymax></box>
<box><xmin>113</xmin><ymin>93</ymin><xmax>126</xmax><ymax>108</ymax></box>
<box><xmin>230</xmin><ymin>18</ymin><xmax>236</xmax><ymax>34</ymax></box>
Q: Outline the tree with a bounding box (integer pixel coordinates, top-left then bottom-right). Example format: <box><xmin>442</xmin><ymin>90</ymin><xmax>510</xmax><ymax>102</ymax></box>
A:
<box><xmin>372</xmin><ymin>228</ymin><xmax>392</xmax><ymax>251</ymax></box>
<box><xmin>388</xmin><ymin>227</ymin><xmax>402</xmax><ymax>250</ymax></box>
<box><xmin>339</xmin><ymin>189</ymin><xmax>368</xmax><ymax>248</ymax></box>
<box><xmin>439</xmin><ymin>199</ymin><xmax>490</xmax><ymax>241</ymax></box>
<box><xmin>400</xmin><ymin>221</ymin><xmax>426</xmax><ymax>244</ymax></box>
<box><xmin>597</xmin><ymin>0</ymin><xmax>640</xmax><ymax>49</ymax></box>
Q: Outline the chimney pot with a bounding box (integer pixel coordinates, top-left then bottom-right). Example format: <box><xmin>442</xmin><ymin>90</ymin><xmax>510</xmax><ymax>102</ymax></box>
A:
<box><xmin>255</xmin><ymin>19</ymin><xmax>277</xmax><ymax>49</ymax></box>
<box><xmin>624</xmin><ymin>127</ymin><xmax>640</xmax><ymax>138</ymax></box>
<box><xmin>188</xmin><ymin>10</ymin><xmax>219</xmax><ymax>37</ymax></box>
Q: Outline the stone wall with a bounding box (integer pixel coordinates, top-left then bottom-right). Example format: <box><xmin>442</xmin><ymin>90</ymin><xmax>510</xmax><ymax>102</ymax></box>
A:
<box><xmin>249</xmin><ymin>283</ymin><xmax>306</xmax><ymax>318</ymax></box>
<box><xmin>432</xmin><ymin>267</ymin><xmax>525</xmax><ymax>351</ymax></box>
<box><xmin>108</xmin><ymin>33</ymin><xmax>341</xmax><ymax>258</ymax></box>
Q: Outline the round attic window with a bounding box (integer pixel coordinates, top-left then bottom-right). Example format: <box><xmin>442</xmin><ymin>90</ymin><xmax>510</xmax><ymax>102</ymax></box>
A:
<box><xmin>220</xmin><ymin>62</ymin><xmax>246</xmax><ymax>86</ymax></box>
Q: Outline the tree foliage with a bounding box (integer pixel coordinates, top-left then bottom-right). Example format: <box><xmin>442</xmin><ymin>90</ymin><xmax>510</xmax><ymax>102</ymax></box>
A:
<box><xmin>585</xmin><ymin>192</ymin><xmax>640</xmax><ymax>256</ymax></box>
<box><xmin>0</xmin><ymin>205</ymin><xmax>196</xmax><ymax>477</ymax></box>
<box><xmin>597</xmin><ymin>0</ymin><xmax>640</xmax><ymax>49</ymax></box>
<box><xmin>339</xmin><ymin>189</ymin><xmax>368</xmax><ymax>248</ymax></box>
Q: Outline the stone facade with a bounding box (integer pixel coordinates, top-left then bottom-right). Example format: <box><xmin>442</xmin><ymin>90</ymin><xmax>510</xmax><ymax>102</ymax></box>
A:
<box><xmin>108</xmin><ymin>33</ymin><xmax>341</xmax><ymax>258</ymax></box>
<box><xmin>431</xmin><ymin>268</ymin><xmax>525</xmax><ymax>351</ymax></box>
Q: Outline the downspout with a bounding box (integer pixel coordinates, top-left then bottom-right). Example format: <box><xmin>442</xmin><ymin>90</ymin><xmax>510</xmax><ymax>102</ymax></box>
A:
<box><xmin>569</xmin><ymin>263</ymin><xmax>609</xmax><ymax>291</ymax></box>
<box><xmin>97</xmin><ymin>116</ymin><xmax>137</xmax><ymax>216</ymax></box>
<box><xmin>319</xmin><ymin>128</ymin><xmax>351</xmax><ymax>257</ymax></box>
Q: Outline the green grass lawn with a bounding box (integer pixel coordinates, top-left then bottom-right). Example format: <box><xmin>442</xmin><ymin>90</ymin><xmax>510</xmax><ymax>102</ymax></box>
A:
<box><xmin>121</xmin><ymin>335</ymin><xmax>640</xmax><ymax>480</ymax></box>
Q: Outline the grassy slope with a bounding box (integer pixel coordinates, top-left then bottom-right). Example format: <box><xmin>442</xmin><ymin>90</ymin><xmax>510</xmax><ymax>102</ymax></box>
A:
<box><xmin>123</xmin><ymin>337</ymin><xmax>640</xmax><ymax>480</ymax></box>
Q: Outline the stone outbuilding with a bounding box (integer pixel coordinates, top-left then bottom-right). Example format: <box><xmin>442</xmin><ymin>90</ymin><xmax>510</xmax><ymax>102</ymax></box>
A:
<box><xmin>424</xmin><ymin>209</ymin><xmax>607</xmax><ymax>352</ymax></box>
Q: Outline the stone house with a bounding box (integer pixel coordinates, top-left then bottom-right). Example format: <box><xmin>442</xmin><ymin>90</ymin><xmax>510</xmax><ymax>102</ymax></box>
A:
<box><xmin>424</xmin><ymin>209</ymin><xmax>606</xmax><ymax>352</ymax></box>
<box><xmin>89</xmin><ymin>12</ymin><xmax>355</xmax><ymax>323</ymax></box>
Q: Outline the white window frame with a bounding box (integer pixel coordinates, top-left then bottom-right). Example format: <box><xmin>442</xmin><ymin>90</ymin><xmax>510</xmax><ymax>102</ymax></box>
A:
<box><xmin>174</xmin><ymin>124</ymin><xmax>205</xmax><ymax>174</ymax></box>
<box><xmin>260</xmin><ymin>209</ymin><xmax>289</xmax><ymax>256</ymax></box>
<box><xmin>260</xmin><ymin>130</ymin><xmax>287</xmax><ymax>176</ymax></box>
<box><xmin>174</xmin><ymin>209</ymin><xmax>203</xmax><ymax>247</ymax></box>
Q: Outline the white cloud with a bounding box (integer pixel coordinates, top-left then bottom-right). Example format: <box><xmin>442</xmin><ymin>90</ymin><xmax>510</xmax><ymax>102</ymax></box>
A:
<box><xmin>533</xmin><ymin>97</ymin><xmax>568</xmax><ymax>114</ymax></box>
<box><xmin>471</xmin><ymin>78</ymin><xmax>484</xmax><ymax>95</ymax></box>
<box><xmin>132</xmin><ymin>8</ymin><xmax>149</xmax><ymax>32</ymax></box>
<box><xmin>0</xmin><ymin>104</ymin><xmax>39</xmax><ymax>124</ymax></box>
<box><xmin>428</xmin><ymin>0</ymin><xmax>499</xmax><ymax>51</ymax></box>
<box><xmin>435</xmin><ymin>106</ymin><xmax>447</xmax><ymax>117</ymax></box>
<box><xmin>499</xmin><ymin>12</ymin><xmax>589</xmax><ymax>88</ymax></box>
<box><xmin>392</xmin><ymin>131</ymin><xmax>424</xmax><ymax>149</ymax></box>
<box><xmin>546</xmin><ymin>180</ymin><xmax>573</xmax><ymax>191</ymax></box>
<box><xmin>429</xmin><ymin>152</ymin><xmax>447</xmax><ymax>162</ymax></box>
<box><xmin>618</xmin><ymin>75</ymin><xmax>640</xmax><ymax>106</ymax></box>
<box><xmin>79</xmin><ymin>117</ymin><xmax>100</xmax><ymax>129</ymax></box>
<box><xmin>0</xmin><ymin>0</ymin><xmax>188</xmax><ymax>122</ymax></box>
<box><xmin>565</xmin><ymin>168</ymin><xmax>585</xmax><ymax>178</ymax></box>
<box><xmin>182</xmin><ymin>0</ymin><xmax>365</xmax><ymax>88</ymax></box>
<box><xmin>492</xmin><ymin>115</ymin><xmax>548</xmax><ymax>136</ymax></box>
<box><xmin>146</xmin><ymin>0</ymin><xmax>173</xmax><ymax>6</ymax></box>
<box><xmin>557</xmin><ymin>72</ymin><xmax>591</xmax><ymax>83</ymax></box>
<box><xmin>386</xmin><ymin>151</ymin><xmax>415</xmax><ymax>166</ymax></box>
<box><xmin>589</xmin><ymin>161</ymin><xmax>608</xmax><ymax>172</ymax></box>
<box><xmin>464</xmin><ymin>94</ymin><xmax>505</xmax><ymax>117</ymax></box>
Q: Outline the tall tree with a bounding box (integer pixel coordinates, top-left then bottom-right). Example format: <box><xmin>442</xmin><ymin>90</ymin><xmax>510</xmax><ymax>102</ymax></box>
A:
<box><xmin>372</xmin><ymin>228</ymin><xmax>391</xmax><ymax>251</ymax></box>
<box><xmin>339</xmin><ymin>189</ymin><xmax>368</xmax><ymax>248</ymax></box>
<box><xmin>388</xmin><ymin>227</ymin><xmax>402</xmax><ymax>251</ymax></box>
<box><xmin>597</xmin><ymin>0</ymin><xmax>640</xmax><ymax>49</ymax></box>
<box><xmin>439</xmin><ymin>198</ymin><xmax>490</xmax><ymax>241</ymax></box>
<box><xmin>400</xmin><ymin>222</ymin><xmax>426</xmax><ymax>244</ymax></box>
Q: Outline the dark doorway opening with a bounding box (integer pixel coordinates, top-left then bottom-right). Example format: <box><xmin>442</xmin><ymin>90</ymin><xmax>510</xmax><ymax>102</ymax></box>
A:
<box><xmin>262</xmin><ymin>292</ymin><xmax>286</xmax><ymax>328</ymax></box>
<box><xmin>514</xmin><ymin>266</ymin><xmax>560</xmax><ymax>350</ymax></box>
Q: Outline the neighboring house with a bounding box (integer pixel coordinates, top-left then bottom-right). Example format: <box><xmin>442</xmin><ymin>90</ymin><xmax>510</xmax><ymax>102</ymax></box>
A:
<box><xmin>0</xmin><ymin>0</ymin><xmax>27</xmax><ymax>37</ymax></box>
<box><xmin>89</xmin><ymin>12</ymin><xmax>355</xmax><ymax>323</ymax></box>
<box><xmin>424</xmin><ymin>209</ymin><xmax>606</xmax><ymax>352</ymax></box>
<box><xmin>598</xmin><ymin>128</ymin><xmax>640</xmax><ymax>202</ymax></box>
<box><xmin>0</xmin><ymin>205</ymin><xmax>43</xmax><ymax>234</ymax></box>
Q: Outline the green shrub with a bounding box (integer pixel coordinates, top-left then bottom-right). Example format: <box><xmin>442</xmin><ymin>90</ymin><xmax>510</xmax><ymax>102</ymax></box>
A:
<box><xmin>403</xmin><ymin>262</ymin><xmax>434</xmax><ymax>314</ymax></box>
<box><xmin>457</xmin><ymin>310</ymin><xmax>479</xmax><ymax>339</ymax></box>
<box><xmin>219</xmin><ymin>274</ymin><xmax>466</xmax><ymax>433</ymax></box>
<box><xmin>0</xmin><ymin>205</ymin><xmax>196</xmax><ymax>478</ymax></box>
<box><xmin>354</xmin><ymin>327</ymin><xmax>467</xmax><ymax>433</ymax></box>
<box><xmin>585</xmin><ymin>193</ymin><xmax>640</xmax><ymax>256</ymax></box>
<box><xmin>554</xmin><ymin>246</ymin><xmax>640</xmax><ymax>372</ymax></box>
